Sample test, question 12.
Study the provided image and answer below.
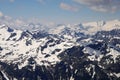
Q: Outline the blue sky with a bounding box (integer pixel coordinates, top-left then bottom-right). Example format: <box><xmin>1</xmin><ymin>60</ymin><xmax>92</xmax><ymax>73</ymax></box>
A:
<box><xmin>0</xmin><ymin>0</ymin><xmax>120</xmax><ymax>24</ymax></box>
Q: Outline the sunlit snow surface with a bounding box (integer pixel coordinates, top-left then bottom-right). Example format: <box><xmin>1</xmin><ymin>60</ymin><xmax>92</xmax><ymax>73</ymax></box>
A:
<box><xmin>0</xmin><ymin>26</ymin><xmax>76</xmax><ymax>69</ymax></box>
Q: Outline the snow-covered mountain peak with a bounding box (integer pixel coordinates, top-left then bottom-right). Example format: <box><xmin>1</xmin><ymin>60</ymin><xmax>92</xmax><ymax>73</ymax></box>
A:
<box><xmin>0</xmin><ymin>27</ymin><xmax>77</xmax><ymax>69</ymax></box>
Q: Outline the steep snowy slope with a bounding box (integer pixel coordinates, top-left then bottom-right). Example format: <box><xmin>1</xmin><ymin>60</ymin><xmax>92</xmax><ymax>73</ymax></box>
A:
<box><xmin>0</xmin><ymin>25</ymin><xmax>76</xmax><ymax>69</ymax></box>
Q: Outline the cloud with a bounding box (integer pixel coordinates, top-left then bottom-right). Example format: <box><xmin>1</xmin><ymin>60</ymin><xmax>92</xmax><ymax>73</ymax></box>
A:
<box><xmin>60</xmin><ymin>3</ymin><xmax>79</xmax><ymax>12</ymax></box>
<box><xmin>0</xmin><ymin>11</ymin><xmax>12</xmax><ymax>20</ymax></box>
<box><xmin>0</xmin><ymin>0</ymin><xmax>15</xmax><ymax>2</ymax></box>
<box><xmin>37</xmin><ymin>0</ymin><xmax>43</xmax><ymax>2</ymax></box>
<box><xmin>0</xmin><ymin>11</ymin><xmax>46</xmax><ymax>30</ymax></box>
<box><xmin>37</xmin><ymin>0</ymin><xmax>45</xmax><ymax>4</ymax></box>
<box><xmin>73</xmin><ymin>0</ymin><xmax>120</xmax><ymax>12</ymax></box>
<box><xmin>0</xmin><ymin>11</ymin><xmax>3</xmax><ymax>17</ymax></box>
<box><xmin>0</xmin><ymin>11</ymin><xmax>24</xmax><ymax>27</ymax></box>
<box><xmin>9</xmin><ymin>0</ymin><xmax>14</xmax><ymax>2</ymax></box>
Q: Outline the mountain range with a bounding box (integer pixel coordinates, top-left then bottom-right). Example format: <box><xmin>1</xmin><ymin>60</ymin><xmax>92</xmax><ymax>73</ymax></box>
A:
<box><xmin>0</xmin><ymin>20</ymin><xmax>120</xmax><ymax>80</ymax></box>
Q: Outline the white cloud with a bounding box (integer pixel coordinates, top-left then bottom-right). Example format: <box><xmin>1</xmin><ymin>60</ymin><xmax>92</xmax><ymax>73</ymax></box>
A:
<box><xmin>9</xmin><ymin>0</ymin><xmax>14</xmax><ymax>2</ymax></box>
<box><xmin>0</xmin><ymin>11</ymin><xmax>25</xmax><ymax>28</ymax></box>
<box><xmin>37</xmin><ymin>0</ymin><xmax>44</xmax><ymax>2</ymax></box>
<box><xmin>60</xmin><ymin>3</ymin><xmax>79</xmax><ymax>12</ymax></box>
<box><xmin>0</xmin><ymin>0</ymin><xmax>15</xmax><ymax>2</ymax></box>
<box><xmin>0</xmin><ymin>11</ymin><xmax>3</xmax><ymax>17</ymax></box>
<box><xmin>73</xmin><ymin>0</ymin><xmax>120</xmax><ymax>12</ymax></box>
<box><xmin>37</xmin><ymin>0</ymin><xmax>45</xmax><ymax>4</ymax></box>
<box><xmin>0</xmin><ymin>11</ymin><xmax>12</xmax><ymax>20</ymax></box>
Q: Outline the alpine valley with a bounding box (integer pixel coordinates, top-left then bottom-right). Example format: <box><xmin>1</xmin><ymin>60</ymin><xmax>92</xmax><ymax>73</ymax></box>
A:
<box><xmin>0</xmin><ymin>20</ymin><xmax>120</xmax><ymax>80</ymax></box>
